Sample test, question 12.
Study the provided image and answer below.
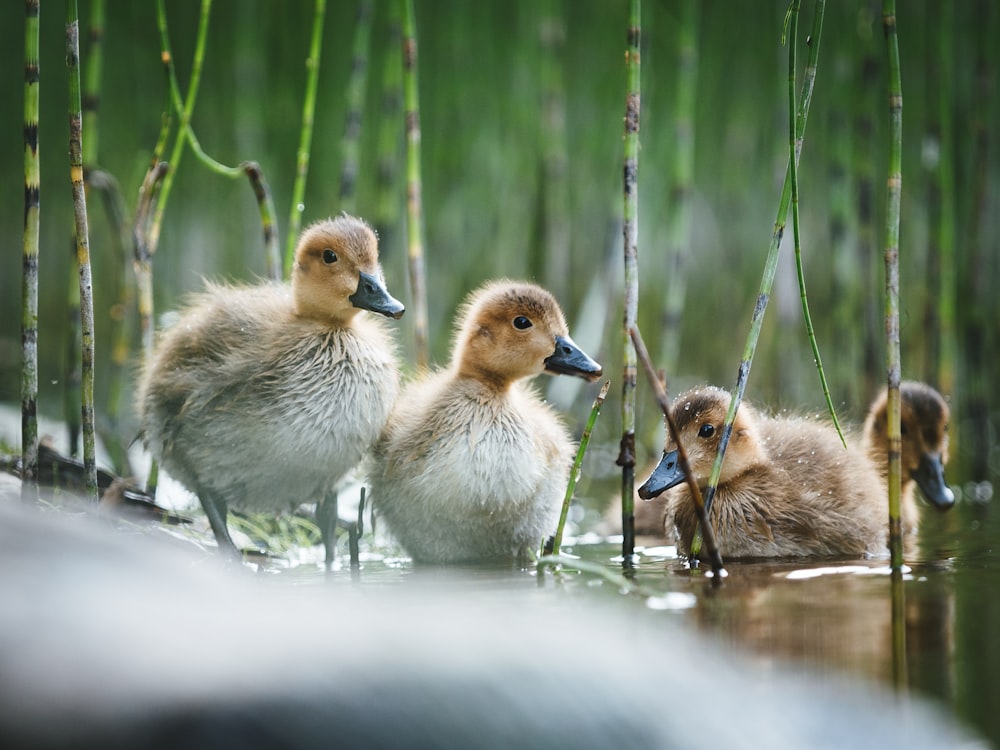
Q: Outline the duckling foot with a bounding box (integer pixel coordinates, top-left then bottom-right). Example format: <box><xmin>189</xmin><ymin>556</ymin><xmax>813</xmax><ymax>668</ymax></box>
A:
<box><xmin>317</xmin><ymin>491</ymin><xmax>339</xmax><ymax>570</ymax></box>
<box><xmin>198</xmin><ymin>490</ymin><xmax>242</xmax><ymax>562</ymax></box>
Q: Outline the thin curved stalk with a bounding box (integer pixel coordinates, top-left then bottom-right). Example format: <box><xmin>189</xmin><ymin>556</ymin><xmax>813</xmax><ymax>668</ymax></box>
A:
<box><xmin>882</xmin><ymin>0</ymin><xmax>904</xmax><ymax>570</ymax></box>
<box><xmin>631</xmin><ymin>326</ymin><xmax>725</xmax><ymax>578</ymax></box>
<box><xmin>787</xmin><ymin>1</ymin><xmax>843</xmax><ymax>447</ymax></box>
<box><xmin>67</xmin><ymin>0</ymin><xmax>98</xmax><ymax>501</ymax></box>
<box><xmin>285</xmin><ymin>0</ymin><xmax>326</xmax><ymax>278</ymax></box>
<box><xmin>243</xmin><ymin>163</ymin><xmax>280</xmax><ymax>281</ymax></box>
<box><xmin>339</xmin><ymin>0</ymin><xmax>374</xmax><ymax>214</ymax></box>
<box><xmin>148</xmin><ymin>0</ymin><xmax>213</xmax><ymax>255</ymax></box>
<box><xmin>547</xmin><ymin>380</ymin><xmax>610</xmax><ymax>557</ymax></box>
<box><xmin>402</xmin><ymin>0</ymin><xmax>429</xmax><ymax>370</ymax></box>
<box><xmin>689</xmin><ymin>0</ymin><xmax>825</xmax><ymax>558</ymax></box>
<box><xmin>21</xmin><ymin>0</ymin><xmax>41</xmax><ymax>499</ymax></box>
<box><xmin>618</xmin><ymin>0</ymin><xmax>640</xmax><ymax>569</ymax></box>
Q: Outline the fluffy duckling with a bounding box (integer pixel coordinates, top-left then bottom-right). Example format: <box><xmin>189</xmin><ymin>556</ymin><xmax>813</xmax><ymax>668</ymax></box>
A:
<box><xmin>137</xmin><ymin>214</ymin><xmax>404</xmax><ymax>559</ymax></box>
<box><xmin>371</xmin><ymin>280</ymin><xmax>602</xmax><ymax>564</ymax></box>
<box><xmin>862</xmin><ymin>381</ymin><xmax>955</xmax><ymax>511</ymax></box>
<box><xmin>638</xmin><ymin>387</ymin><xmax>891</xmax><ymax>559</ymax></box>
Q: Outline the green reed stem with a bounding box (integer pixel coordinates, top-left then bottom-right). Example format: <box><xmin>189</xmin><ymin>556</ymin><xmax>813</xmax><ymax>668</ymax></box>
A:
<box><xmin>690</xmin><ymin>0</ymin><xmax>825</xmax><ymax>558</ymax></box>
<box><xmin>285</xmin><ymin>0</ymin><xmax>326</xmax><ymax>278</ymax></box>
<box><xmin>882</xmin><ymin>0</ymin><xmax>904</xmax><ymax>570</ymax></box>
<box><xmin>243</xmin><ymin>162</ymin><xmax>280</xmax><ymax>281</ymax></box>
<box><xmin>547</xmin><ymin>380</ymin><xmax>610</xmax><ymax>557</ymax></box>
<box><xmin>339</xmin><ymin>0</ymin><xmax>373</xmax><ymax>214</ymax></box>
<box><xmin>21</xmin><ymin>0</ymin><xmax>41</xmax><ymax>498</ymax></box>
<box><xmin>630</xmin><ymin>325</ymin><xmax>725</xmax><ymax>578</ymax></box>
<box><xmin>787</xmin><ymin>0</ymin><xmax>844</xmax><ymax>447</ymax></box>
<box><xmin>67</xmin><ymin>0</ymin><xmax>98</xmax><ymax>501</ymax></box>
<box><xmin>148</xmin><ymin>0</ymin><xmax>213</xmax><ymax>256</ymax></box>
<box><xmin>618</xmin><ymin>0</ymin><xmax>641</xmax><ymax>568</ymax></box>
<box><xmin>402</xmin><ymin>0</ymin><xmax>430</xmax><ymax>370</ymax></box>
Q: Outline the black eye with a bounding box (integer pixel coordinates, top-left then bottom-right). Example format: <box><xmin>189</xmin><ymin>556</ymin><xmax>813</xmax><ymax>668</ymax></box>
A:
<box><xmin>698</xmin><ymin>423</ymin><xmax>715</xmax><ymax>439</ymax></box>
<box><xmin>513</xmin><ymin>316</ymin><xmax>532</xmax><ymax>330</ymax></box>
<box><xmin>322</xmin><ymin>248</ymin><xmax>338</xmax><ymax>264</ymax></box>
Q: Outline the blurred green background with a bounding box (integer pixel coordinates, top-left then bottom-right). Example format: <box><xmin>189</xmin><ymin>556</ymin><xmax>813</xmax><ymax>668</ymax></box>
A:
<box><xmin>1</xmin><ymin>1</ymin><xmax>997</xmax><ymax>499</ymax></box>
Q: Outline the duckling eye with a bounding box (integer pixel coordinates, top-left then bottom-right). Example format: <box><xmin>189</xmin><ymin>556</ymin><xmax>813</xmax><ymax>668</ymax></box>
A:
<box><xmin>698</xmin><ymin>423</ymin><xmax>715</xmax><ymax>439</ymax></box>
<box><xmin>513</xmin><ymin>316</ymin><xmax>532</xmax><ymax>330</ymax></box>
<box><xmin>322</xmin><ymin>248</ymin><xmax>338</xmax><ymax>264</ymax></box>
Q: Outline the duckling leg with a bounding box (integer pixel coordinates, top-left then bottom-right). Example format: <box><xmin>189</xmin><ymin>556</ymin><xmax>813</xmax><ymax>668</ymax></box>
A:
<box><xmin>198</xmin><ymin>489</ymin><xmax>241</xmax><ymax>561</ymax></box>
<box><xmin>317</xmin><ymin>490</ymin><xmax>338</xmax><ymax>569</ymax></box>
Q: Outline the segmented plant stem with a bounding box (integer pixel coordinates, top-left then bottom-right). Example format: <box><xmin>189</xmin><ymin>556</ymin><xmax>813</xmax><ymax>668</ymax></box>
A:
<box><xmin>67</xmin><ymin>0</ymin><xmax>99</xmax><ymax>501</ymax></box>
<box><xmin>618</xmin><ymin>0</ymin><xmax>641</xmax><ymax>568</ymax></box>
<box><xmin>882</xmin><ymin>0</ymin><xmax>904</xmax><ymax>570</ymax></box>
<box><xmin>21</xmin><ymin>0</ymin><xmax>40</xmax><ymax>497</ymax></box>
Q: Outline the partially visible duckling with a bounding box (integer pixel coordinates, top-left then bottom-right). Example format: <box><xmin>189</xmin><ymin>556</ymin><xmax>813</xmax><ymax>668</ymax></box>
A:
<box><xmin>638</xmin><ymin>386</ymin><xmax>892</xmax><ymax>559</ymax></box>
<box><xmin>862</xmin><ymin>381</ymin><xmax>955</xmax><ymax>511</ymax></box>
<box><xmin>137</xmin><ymin>214</ymin><xmax>404</xmax><ymax>560</ymax></box>
<box><xmin>371</xmin><ymin>280</ymin><xmax>602</xmax><ymax>564</ymax></box>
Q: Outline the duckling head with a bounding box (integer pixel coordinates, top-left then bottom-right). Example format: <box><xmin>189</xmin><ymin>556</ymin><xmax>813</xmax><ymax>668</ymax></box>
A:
<box><xmin>638</xmin><ymin>386</ymin><xmax>764</xmax><ymax>499</ymax></box>
<box><xmin>291</xmin><ymin>215</ymin><xmax>404</xmax><ymax>325</ymax></box>
<box><xmin>451</xmin><ymin>280</ymin><xmax>602</xmax><ymax>391</ymax></box>
<box><xmin>865</xmin><ymin>381</ymin><xmax>954</xmax><ymax>510</ymax></box>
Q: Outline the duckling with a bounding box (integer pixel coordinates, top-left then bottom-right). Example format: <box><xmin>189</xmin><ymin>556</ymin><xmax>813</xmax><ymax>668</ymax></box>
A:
<box><xmin>371</xmin><ymin>280</ymin><xmax>602</xmax><ymax>564</ymax></box>
<box><xmin>638</xmin><ymin>386</ymin><xmax>891</xmax><ymax>559</ymax></box>
<box><xmin>137</xmin><ymin>214</ymin><xmax>404</xmax><ymax>560</ymax></box>
<box><xmin>862</xmin><ymin>381</ymin><xmax>955</xmax><ymax>511</ymax></box>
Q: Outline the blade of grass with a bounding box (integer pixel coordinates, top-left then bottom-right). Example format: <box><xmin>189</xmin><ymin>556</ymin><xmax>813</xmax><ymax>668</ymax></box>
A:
<box><xmin>546</xmin><ymin>380</ymin><xmax>610</xmax><ymax>557</ymax></box>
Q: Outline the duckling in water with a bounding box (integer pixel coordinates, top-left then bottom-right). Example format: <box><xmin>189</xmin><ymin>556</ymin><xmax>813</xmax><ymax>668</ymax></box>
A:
<box><xmin>371</xmin><ymin>280</ymin><xmax>602</xmax><ymax>564</ymax></box>
<box><xmin>638</xmin><ymin>386</ymin><xmax>893</xmax><ymax>559</ymax></box>
<box><xmin>137</xmin><ymin>215</ymin><xmax>404</xmax><ymax>560</ymax></box>
<box><xmin>862</xmin><ymin>381</ymin><xmax>955</xmax><ymax>511</ymax></box>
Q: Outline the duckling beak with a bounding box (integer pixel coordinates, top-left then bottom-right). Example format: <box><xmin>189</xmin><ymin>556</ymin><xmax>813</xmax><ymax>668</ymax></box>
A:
<box><xmin>912</xmin><ymin>453</ymin><xmax>955</xmax><ymax>510</ymax></box>
<box><xmin>637</xmin><ymin>449</ymin><xmax>686</xmax><ymax>499</ymax></box>
<box><xmin>350</xmin><ymin>271</ymin><xmax>405</xmax><ymax>319</ymax></box>
<box><xmin>543</xmin><ymin>335</ymin><xmax>603</xmax><ymax>381</ymax></box>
